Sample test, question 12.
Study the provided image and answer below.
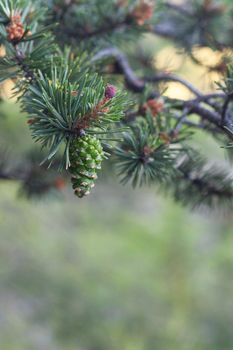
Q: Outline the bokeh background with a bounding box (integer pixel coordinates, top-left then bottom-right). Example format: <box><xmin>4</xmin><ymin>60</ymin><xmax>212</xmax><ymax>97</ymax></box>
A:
<box><xmin>1</xmin><ymin>33</ymin><xmax>233</xmax><ymax>350</ymax></box>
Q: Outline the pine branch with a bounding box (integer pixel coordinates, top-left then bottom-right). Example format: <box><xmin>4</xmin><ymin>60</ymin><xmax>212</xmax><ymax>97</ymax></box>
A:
<box><xmin>22</xmin><ymin>62</ymin><xmax>127</xmax><ymax>168</ymax></box>
<box><xmin>0</xmin><ymin>147</ymin><xmax>67</xmax><ymax>198</ymax></box>
<box><xmin>92</xmin><ymin>47</ymin><xmax>204</xmax><ymax>95</ymax></box>
<box><xmin>92</xmin><ymin>47</ymin><xmax>233</xmax><ymax>137</ymax></box>
<box><xmin>92</xmin><ymin>48</ymin><xmax>145</xmax><ymax>92</ymax></box>
<box><xmin>169</xmin><ymin>151</ymin><xmax>233</xmax><ymax>210</ymax></box>
<box><xmin>152</xmin><ymin>0</ymin><xmax>231</xmax><ymax>50</ymax></box>
<box><xmin>115</xmin><ymin>112</ymin><xmax>190</xmax><ymax>187</ymax></box>
<box><xmin>1</xmin><ymin>0</ymin><xmax>233</xmax><ymax>206</ymax></box>
<box><xmin>48</xmin><ymin>0</ymin><xmax>155</xmax><ymax>46</ymax></box>
<box><xmin>145</xmin><ymin>73</ymin><xmax>203</xmax><ymax>97</ymax></box>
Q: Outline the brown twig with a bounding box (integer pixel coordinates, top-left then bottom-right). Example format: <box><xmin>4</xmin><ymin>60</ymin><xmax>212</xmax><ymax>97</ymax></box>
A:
<box><xmin>92</xmin><ymin>47</ymin><xmax>231</xmax><ymax>134</ymax></box>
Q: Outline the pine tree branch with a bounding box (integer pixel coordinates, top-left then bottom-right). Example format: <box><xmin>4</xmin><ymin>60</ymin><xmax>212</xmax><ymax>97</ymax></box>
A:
<box><xmin>151</xmin><ymin>2</ymin><xmax>191</xmax><ymax>40</ymax></box>
<box><xmin>221</xmin><ymin>93</ymin><xmax>233</xmax><ymax>124</ymax></box>
<box><xmin>53</xmin><ymin>0</ymin><xmax>76</xmax><ymax>22</ymax></box>
<box><xmin>180</xmin><ymin>170</ymin><xmax>233</xmax><ymax>200</ymax></box>
<box><xmin>92</xmin><ymin>48</ymin><xmax>204</xmax><ymax>95</ymax></box>
<box><xmin>152</xmin><ymin>1</ymin><xmax>228</xmax><ymax>50</ymax></box>
<box><xmin>145</xmin><ymin>73</ymin><xmax>203</xmax><ymax>97</ymax></box>
<box><xmin>170</xmin><ymin>152</ymin><xmax>233</xmax><ymax>209</ymax></box>
<box><xmin>0</xmin><ymin>155</ymin><xmax>67</xmax><ymax>198</ymax></box>
<box><xmin>0</xmin><ymin>170</ymin><xmax>26</xmax><ymax>181</ymax></box>
<box><xmin>153</xmin><ymin>22</ymin><xmax>180</xmax><ymax>39</ymax></box>
<box><xmin>162</xmin><ymin>2</ymin><xmax>192</xmax><ymax>16</ymax></box>
<box><xmin>69</xmin><ymin>20</ymin><xmax>128</xmax><ymax>39</ymax></box>
<box><xmin>92</xmin><ymin>47</ymin><xmax>145</xmax><ymax>92</ymax></box>
<box><xmin>92</xmin><ymin>48</ymin><xmax>224</xmax><ymax>98</ymax></box>
<box><xmin>92</xmin><ymin>47</ymin><xmax>232</xmax><ymax>134</ymax></box>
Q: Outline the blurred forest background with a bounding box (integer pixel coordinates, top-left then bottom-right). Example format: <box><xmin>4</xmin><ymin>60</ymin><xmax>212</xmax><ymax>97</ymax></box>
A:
<box><xmin>1</xmin><ymin>31</ymin><xmax>233</xmax><ymax>350</ymax></box>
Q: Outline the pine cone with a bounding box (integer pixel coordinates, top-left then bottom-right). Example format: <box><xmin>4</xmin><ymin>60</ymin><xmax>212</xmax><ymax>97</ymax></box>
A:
<box><xmin>6</xmin><ymin>15</ymin><xmax>25</xmax><ymax>42</ymax></box>
<box><xmin>69</xmin><ymin>135</ymin><xmax>104</xmax><ymax>198</ymax></box>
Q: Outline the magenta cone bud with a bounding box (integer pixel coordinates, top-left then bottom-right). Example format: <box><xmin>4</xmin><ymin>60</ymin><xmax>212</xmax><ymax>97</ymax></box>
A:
<box><xmin>105</xmin><ymin>84</ymin><xmax>117</xmax><ymax>99</ymax></box>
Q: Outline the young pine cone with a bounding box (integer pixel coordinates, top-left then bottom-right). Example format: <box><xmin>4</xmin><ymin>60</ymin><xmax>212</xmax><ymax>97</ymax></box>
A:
<box><xmin>69</xmin><ymin>135</ymin><xmax>104</xmax><ymax>198</ymax></box>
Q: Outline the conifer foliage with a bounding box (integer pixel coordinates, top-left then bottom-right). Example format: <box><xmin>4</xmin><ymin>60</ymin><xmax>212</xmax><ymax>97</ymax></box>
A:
<box><xmin>1</xmin><ymin>0</ymin><xmax>233</xmax><ymax>209</ymax></box>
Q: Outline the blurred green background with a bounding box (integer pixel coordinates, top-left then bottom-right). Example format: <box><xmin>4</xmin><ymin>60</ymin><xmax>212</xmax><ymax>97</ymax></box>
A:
<box><xmin>0</xmin><ymin>100</ymin><xmax>233</xmax><ymax>350</ymax></box>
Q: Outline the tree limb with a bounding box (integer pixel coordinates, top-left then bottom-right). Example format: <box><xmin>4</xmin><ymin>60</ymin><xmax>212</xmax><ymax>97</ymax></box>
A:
<box><xmin>92</xmin><ymin>47</ymin><xmax>232</xmax><ymax>134</ymax></box>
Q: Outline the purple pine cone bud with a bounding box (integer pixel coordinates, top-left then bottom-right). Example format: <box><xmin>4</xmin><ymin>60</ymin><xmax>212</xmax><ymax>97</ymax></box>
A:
<box><xmin>105</xmin><ymin>84</ymin><xmax>117</xmax><ymax>99</ymax></box>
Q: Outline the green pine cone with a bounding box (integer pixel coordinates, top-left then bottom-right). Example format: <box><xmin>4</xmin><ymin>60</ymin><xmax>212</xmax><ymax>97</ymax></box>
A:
<box><xmin>69</xmin><ymin>135</ymin><xmax>104</xmax><ymax>198</ymax></box>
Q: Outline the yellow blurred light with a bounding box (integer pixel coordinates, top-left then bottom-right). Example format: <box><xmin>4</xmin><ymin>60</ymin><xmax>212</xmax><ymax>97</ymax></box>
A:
<box><xmin>0</xmin><ymin>80</ymin><xmax>16</xmax><ymax>100</ymax></box>
<box><xmin>191</xmin><ymin>46</ymin><xmax>226</xmax><ymax>67</ymax></box>
<box><xmin>155</xmin><ymin>44</ymin><xmax>232</xmax><ymax>99</ymax></box>
<box><xmin>155</xmin><ymin>47</ymin><xmax>184</xmax><ymax>72</ymax></box>
<box><xmin>163</xmin><ymin>82</ymin><xmax>194</xmax><ymax>100</ymax></box>
<box><xmin>0</xmin><ymin>45</ymin><xmax>6</xmax><ymax>57</ymax></box>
